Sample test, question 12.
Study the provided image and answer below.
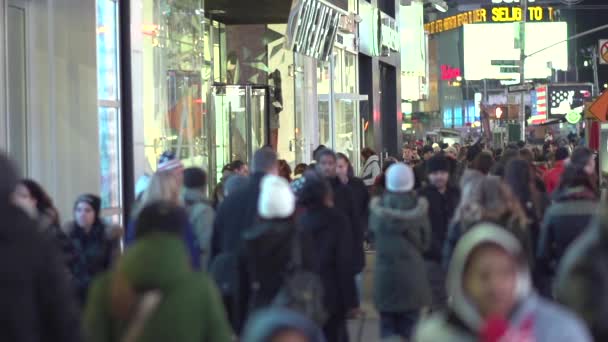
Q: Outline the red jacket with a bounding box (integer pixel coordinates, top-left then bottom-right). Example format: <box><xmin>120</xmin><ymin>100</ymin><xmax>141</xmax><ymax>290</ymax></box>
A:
<box><xmin>544</xmin><ymin>160</ymin><xmax>566</xmax><ymax>195</ymax></box>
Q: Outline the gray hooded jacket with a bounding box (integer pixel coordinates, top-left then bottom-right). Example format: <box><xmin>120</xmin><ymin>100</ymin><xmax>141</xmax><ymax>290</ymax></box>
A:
<box><xmin>415</xmin><ymin>223</ymin><xmax>591</xmax><ymax>342</ymax></box>
<box><xmin>370</xmin><ymin>192</ymin><xmax>432</xmax><ymax>312</ymax></box>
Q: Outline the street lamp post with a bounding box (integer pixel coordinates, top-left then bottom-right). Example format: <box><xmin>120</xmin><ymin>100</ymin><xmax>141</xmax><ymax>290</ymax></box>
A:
<box><xmin>519</xmin><ymin>0</ymin><xmax>528</xmax><ymax>142</ymax></box>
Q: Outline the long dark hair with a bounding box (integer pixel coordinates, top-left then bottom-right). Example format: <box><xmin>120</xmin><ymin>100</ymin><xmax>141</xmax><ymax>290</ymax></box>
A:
<box><xmin>557</xmin><ymin>164</ymin><xmax>597</xmax><ymax>195</ymax></box>
<box><xmin>18</xmin><ymin>179</ymin><xmax>60</xmax><ymax>227</ymax></box>
<box><xmin>336</xmin><ymin>152</ymin><xmax>355</xmax><ymax>179</ymax></box>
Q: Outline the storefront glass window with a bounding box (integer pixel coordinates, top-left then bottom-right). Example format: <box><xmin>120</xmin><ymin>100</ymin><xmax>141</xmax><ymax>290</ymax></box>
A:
<box><xmin>443</xmin><ymin>107</ymin><xmax>453</xmax><ymax>127</ymax></box>
<box><xmin>96</xmin><ymin>0</ymin><xmax>121</xmax><ymax>220</ymax></box>
<box><xmin>130</xmin><ymin>0</ymin><xmax>212</xmax><ymax>181</ymax></box>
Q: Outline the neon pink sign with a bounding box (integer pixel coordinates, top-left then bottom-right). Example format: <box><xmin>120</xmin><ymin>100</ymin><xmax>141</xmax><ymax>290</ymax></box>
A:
<box><xmin>441</xmin><ymin>65</ymin><xmax>461</xmax><ymax>81</ymax></box>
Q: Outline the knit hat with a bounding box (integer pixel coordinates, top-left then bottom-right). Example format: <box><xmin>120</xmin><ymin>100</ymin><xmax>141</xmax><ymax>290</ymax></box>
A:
<box><xmin>555</xmin><ymin>147</ymin><xmax>570</xmax><ymax>162</ymax></box>
<box><xmin>427</xmin><ymin>154</ymin><xmax>450</xmax><ymax>174</ymax></box>
<box><xmin>75</xmin><ymin>194</ymin><xmax>101</xmax><ymax>220</ymax></box>
<box><xmin>157</xmin><ymin>151</ymin><xmax>184</xmax><ymax>172</ymax></box>
<box><xmin>385</xmin><ymin>163</ymin><xmax>415</xmax><ymax>193</ymax></box>
<box><xmin>135</xmin><ymin>200</ymin><xmax>189</xmax><ymax>238</ymax></box>
<box><xmin>258</xmin><ymin>175</ymin><xmax>295</xmax><ymax>219</ymax></box>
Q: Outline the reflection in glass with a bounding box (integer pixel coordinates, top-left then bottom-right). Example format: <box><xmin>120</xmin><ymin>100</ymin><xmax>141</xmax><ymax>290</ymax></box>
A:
<box><xmin>98</xmin><ymin>107</ymin><xmax>121</xmax><ymax>209</ymax></box>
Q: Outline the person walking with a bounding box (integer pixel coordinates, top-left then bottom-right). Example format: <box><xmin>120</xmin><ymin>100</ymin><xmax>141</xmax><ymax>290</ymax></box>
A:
<box><xmin>84</xmin><ymin>201</ymin><xmax>232</xmax><ymax>342</ymax></box>
<box><xmin>337</xmin><ymin>152</ymin><xmax>370</xmax><ymax>254</ymax></box>
<box><xmin>414</xmin><ymin>145</ymin><xmax>434</xmax><ymax>189</ymax></box>
<box><xmin>183</xmin><ymin>167</ymin><xmax>215</xmax><ymax>270</ymax></box>
<box><xmin>419</xmin><ymin>154</ymin><xmax>460</xmax><ymax>309</ymax></box>
<box><xmin>316</xmin><ymin>149</ymin><xmax>363</xmax><ymax>278</ymax></box>
<box><xmin>543</xmin><ymin>147</ymin><xmax>569</xmax><ymax>195</ymax></box>
<box><xmin>444</xmin><ymin>177</ymin><xmax>532</xmax><ymax>268</ymax></box>
<box><xmin>126</xmin><ymin>171</ymin><xmax>201</xmax><ymax>270</ymax></box>
<box><xmin>64</xmin><ymin>194</ymin><xmax>119</xmax><ymax>305</ymax></box>
<box><xmin>241</xmin><ymin>175</ymin><xmax>301</xmax><ymax>313</ymax></box>
<box><xmin>242</xmin><ymin>308</ymin><xmax>326</xmax><ymax>342</ymax></box>
<box><xmin>210</xmin><ymin>148</ymin><xmax>279</xmax><ymax>333</ymax></box>
<box><xmin>0</xmin><ymin>153</ymin><xmax>81</xmax><ymax>342</ymax></box>
<box><xmin>360</xmin><ymin>147</ymin><xmax>381</xmax><ymax>187</ymax></box>
<box><xmin>370</xmin><ymin>163</ymin><xmax>432</xmax><ymax>340</ymax></box>
<box><xmin>554</xmin><ymin>209</ymin><xmax>608</xmax><ymax>341</ymax></box>
<box><xmin>13</xmin><ymin>179</ymin><xmax>75</xmax><ymax>267</ymax></box>
<box><xmin>536</xmin><ymin>162</ymin><xmax>598</xmax><ymax>296</ymax></box>
<box><xmin>297</xmin><ymin>174</ymin><xmax>358</xmax><ymax>342</ymax></box>
<box><xmin>415</xmin><ymin>223</ymin><xmax>592</xmax><ymax>342</ymax></box>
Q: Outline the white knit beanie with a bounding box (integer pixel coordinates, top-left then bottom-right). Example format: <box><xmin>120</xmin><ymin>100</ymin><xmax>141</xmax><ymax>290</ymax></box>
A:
<box><xmin>258</xmin><ymin>175</ymin><xmax>295</xmax><ymax>219</ymax></box>
<box><xmin>386</xmin><ymin>163</ymin><xmax>414</xmax><ymax>192</ymax></box>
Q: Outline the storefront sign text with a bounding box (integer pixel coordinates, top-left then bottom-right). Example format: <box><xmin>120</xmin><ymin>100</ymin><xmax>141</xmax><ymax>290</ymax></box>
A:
<box><xmin>424</xmin><ymin>6</ymin><xmax>555</xmax><ymax>35</ymax></box>
<box><xmin>441</xmin><ymin>65</ymin><xmax>461</xmax><ymax>81</ymax></box>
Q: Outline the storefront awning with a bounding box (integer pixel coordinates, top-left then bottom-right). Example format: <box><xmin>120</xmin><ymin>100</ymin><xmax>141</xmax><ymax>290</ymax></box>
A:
<box><xmin>206</xmin><ymin>0</ymin><xmax>294</xmax><ymax>24</ymax></box>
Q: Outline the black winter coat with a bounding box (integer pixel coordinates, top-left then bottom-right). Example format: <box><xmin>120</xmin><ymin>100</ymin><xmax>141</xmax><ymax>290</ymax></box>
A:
<box><xmin>537</xmin><ymin>186</ymin><xmax>598</xmax><ymax>278</ymax></box>
<box><xmin>347</xmin><ymin>177</ymin><xmax>370</xmax><ymax>252</ymax></box>
<box><xmin>298</xmin><ymin>206</ymin><xmax>358</xmax><ymax>316</ymax></box>
<box><xmin>0</xmin><ymin>205</ymin><xmax>81</xmax><ymax>342</ymax></box>
<box><xmin>329</xmin><ymin>177</ymin><xmax>364</xmax><ymax>274</ymax></box>
<box><xmin>418</xmin><ymin>185</ymin><xmax>460</xmax><ymax>262</ymax></box>
<box><xmin>555</xmin><ymin>220</ymin><xmax>608</xmax><ymax>341</ymax></box>
<box><xmin>242</xmin><ymin>219</ymin><xmax>314</xmax><ymax>314</ymax></box>
<box><xmin>210</xmin><ymin>172</ymin><xmax>264</xmax><ymax>333</ymax></box>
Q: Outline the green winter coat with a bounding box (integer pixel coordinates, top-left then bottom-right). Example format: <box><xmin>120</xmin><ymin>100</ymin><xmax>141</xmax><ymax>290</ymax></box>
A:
<box><xmin>370</xmin><ymin>192</ymin><xmax>432</xmax><ymax>313</ymax></box>
<box><xmin>84</xmin><ymin>233</ymin><xmax>232</xmax><ymax>342</ymax></box>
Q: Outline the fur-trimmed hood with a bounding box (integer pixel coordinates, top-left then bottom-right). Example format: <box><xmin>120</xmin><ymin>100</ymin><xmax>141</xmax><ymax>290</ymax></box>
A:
<box><xmin>370</xmin><ymin>192</ymin><xmax>429</xmax><ymax>233</ymax></box>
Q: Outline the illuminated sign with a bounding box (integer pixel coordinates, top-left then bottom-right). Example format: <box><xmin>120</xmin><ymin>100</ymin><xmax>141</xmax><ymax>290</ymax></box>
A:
<box><xmin>463</xmin><ymin>22</ymin><xmax>568</xmax><ymax>81</ymax></box>
<box><xmin>441</xmin><ymin>65</ymin><xmax>461</xmax><ymax>81</ymax></box>
<box><xmin>381</xmin><ymin>15</ymin><xmax>400</xmax><ymax>53</ymax></box>
<box><xmin>566</xmin><ymin>110</ymin><xmax>582</xmax><ymax>124</ymax></box>
<box><xmin>547</xmin><ymin>84</ymin><xmax>592</xmax><ymax>119</ymax></box>
<box><xmin>424</xmin><ymin>6</ymin><xmax>555</xmax><ymax>34</ymax></box>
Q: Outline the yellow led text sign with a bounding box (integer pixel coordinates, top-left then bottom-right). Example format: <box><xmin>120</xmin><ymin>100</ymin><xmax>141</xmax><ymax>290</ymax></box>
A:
<box><xmin>424</xmin><ymin>6</ymin><xmax>556</xmax><ymax>35</ymax></box>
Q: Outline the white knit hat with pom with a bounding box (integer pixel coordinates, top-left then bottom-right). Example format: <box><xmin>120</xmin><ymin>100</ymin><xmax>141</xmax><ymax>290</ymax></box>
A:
<box><xmin>258</xmin><ymin>175</ymin><xmax>295</xmax><ymax>219</ymax></box>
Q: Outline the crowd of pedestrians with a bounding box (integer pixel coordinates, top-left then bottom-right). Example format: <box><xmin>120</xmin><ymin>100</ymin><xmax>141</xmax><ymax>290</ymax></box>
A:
<box><xmin>0</xmin><ymin>135</ymin><xmax>607</xmax><ymax>342</ymax></box>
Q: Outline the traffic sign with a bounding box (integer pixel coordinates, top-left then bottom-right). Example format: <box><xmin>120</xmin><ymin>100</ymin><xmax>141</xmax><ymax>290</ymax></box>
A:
<box><xmin>508</xmin><ymin>83</ymin><xmax>534</xmax><ymax>93</ymax></box>
<box><xmin>588</xmin><ymin>90</ymin><xmax>608</xmax><ymax>121</ymax></box>
<box><xmin>599</xmin><ymin>39</ymin><xmax>608</xmax><ymax>65</ymax></box>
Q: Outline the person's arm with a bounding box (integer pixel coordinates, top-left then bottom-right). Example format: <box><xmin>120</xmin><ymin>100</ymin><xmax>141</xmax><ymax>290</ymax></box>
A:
<box><xmin>83</xmin><ymin>275</ymin><xmax>111</xmax><ymax>342</ymax></box>
<box><xmin>442</xmin><ymin>222</ymin><xmax>460</xmax><ymax>270</ymax></box>
<box><xmin>202</xmin><ymin>277</ymin><xmax>234</xmax><ymax>342</ymax></box>
<box><xmin>37</xmin><ymin>236</ymin><xmax>83</xmax><ymax>342</ymax></box>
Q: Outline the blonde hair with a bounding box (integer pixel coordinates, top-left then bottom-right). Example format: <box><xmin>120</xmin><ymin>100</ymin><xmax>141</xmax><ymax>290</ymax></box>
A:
<box><xmin>133</xmin><ymin>172</ymin><xmax>181</xmax><ymax>217</ymax></box>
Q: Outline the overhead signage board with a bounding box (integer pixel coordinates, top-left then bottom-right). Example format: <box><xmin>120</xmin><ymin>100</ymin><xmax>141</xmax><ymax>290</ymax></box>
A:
<box><xmin>424</xmin><ymin>5</ymin><xmax>556</xmax><ymax>35</ymax></box>
<box><xmin>588</xmin><ymin>90</ymin><xmax>608</xmax><ymax>122</ymax></box>
<box><xmin>546</xmin><ymin>83</ymin><xmax>593</xmax><ymax>119</ymax></box>
<box><xmin>463</xmin><ymin>22</ymin><xmax>567</xmax><ymax>81</ymax></box>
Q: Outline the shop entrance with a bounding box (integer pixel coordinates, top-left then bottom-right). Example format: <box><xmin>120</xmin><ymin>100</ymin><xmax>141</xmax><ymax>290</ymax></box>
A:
<box><xmin>211</xmin><ymin>84</ymin><xmax>269</xmax><ymax>182</ymax></box>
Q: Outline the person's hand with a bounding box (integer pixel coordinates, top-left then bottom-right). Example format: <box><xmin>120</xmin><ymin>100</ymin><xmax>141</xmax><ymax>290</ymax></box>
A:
<box><xmin>347</xmin><ymin>307</ymin><xmax>363</xmax><ymax>319</ymax></box>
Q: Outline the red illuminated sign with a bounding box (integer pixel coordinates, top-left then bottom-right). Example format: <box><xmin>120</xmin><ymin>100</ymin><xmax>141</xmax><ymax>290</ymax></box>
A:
<box><xmin>441</xmin><ymin>65</ymin><xmax>461</xmax><ymax>81</ymax></box>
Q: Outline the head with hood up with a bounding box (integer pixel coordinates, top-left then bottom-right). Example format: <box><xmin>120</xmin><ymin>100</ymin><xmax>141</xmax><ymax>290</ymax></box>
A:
<box><xmin>447</xmin><ymin>223</ymin><xmax>532</xmax><ymax>332</ymax></box>
<box><xmin>242</xmin><ymin>308</ymin><xmax>326</xmax><ymax>342</ymax></box>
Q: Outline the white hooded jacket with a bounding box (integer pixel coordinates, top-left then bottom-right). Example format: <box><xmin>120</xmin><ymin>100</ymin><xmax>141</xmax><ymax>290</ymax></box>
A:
<box><xmin>414</xmin><ymin>223</ymin><xmax>591</xmax><ymax>342</ymax></box>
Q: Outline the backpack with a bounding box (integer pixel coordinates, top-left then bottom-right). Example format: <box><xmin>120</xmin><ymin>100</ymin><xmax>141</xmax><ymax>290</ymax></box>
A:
<box><xmin>272</xmin><ymin>235</ymin><xmax>328</xmax><ymax>325</ymax></box>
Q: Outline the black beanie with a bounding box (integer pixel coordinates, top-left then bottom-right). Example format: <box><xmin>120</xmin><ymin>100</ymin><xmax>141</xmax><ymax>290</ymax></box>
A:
<box><xmin>427</xmin><ymin>155</ymin><xmax>450</xmax><ymax>173</ymax></box>
<box><xmin>135</xmin><ymin>201</ymin><xmax>188</xmax><ymax>238</ymax></box>
<box><xmin>467</xmin><ymin>144</ymin><xmax>482</xmax><ymax>163</ymax></box>
<box><xmin>555</xmin><ymin>147</ymin><xmax>570</xmax><ymax>162</ymax></box>
<box><xmin>183</xmin><ymin>167</ymin><xmax>207</xmax><ymax>189</ymax></box>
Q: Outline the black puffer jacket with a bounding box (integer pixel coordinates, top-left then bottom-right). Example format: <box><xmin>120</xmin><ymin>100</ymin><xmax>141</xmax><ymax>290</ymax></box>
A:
<box><xmin>0</xmin><ymin>204</ymin><xmax>81</xmax><ymax>342</ymax></box>
<box><xmin>418</xmin><ymin>185</ymin><xmax>460</xmax><ymax>262</ymax></box>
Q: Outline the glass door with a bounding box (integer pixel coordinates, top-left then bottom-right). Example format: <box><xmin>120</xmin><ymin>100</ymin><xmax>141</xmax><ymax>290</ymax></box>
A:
<box><xmin>211</xmin><ymin>85</ymin><xmax>268</xmax><ymax>181</ymax></box>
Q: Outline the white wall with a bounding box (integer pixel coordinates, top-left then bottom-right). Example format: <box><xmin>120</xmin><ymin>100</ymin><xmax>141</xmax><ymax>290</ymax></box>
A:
<box><xmin>1</xmin><ymin>0</ymin><xmax>100</xmax><ymax>218</ymax></box>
